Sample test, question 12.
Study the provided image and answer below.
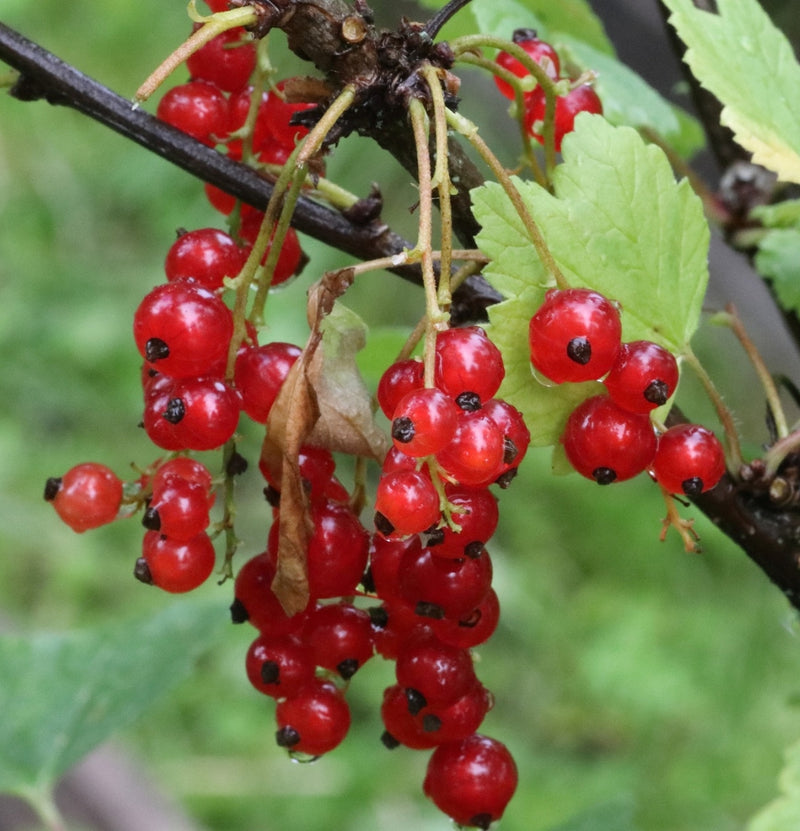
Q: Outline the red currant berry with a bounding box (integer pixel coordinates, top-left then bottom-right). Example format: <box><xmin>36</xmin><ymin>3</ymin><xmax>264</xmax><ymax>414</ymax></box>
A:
<box><xmin>494</xmin><ymin>29</ymin><xmax>560</xmax><ymax>100</ymax></box>
<box><xmin>435</xmin><ymin>410</ymin><xmax>505</xmax><ymax>487</ymax></box>
<box><xmin>396</xmin><ymin>631</ymin><xmax>477</xmax><ymax>707</ymax></box>
<box><xmin>133</xmin><ymin>281</ymin><xmax>233</xmax><ymax>379</ymax></box>
<box><xmin>423</xmin><ymin>734</ymin><xmax>518</xmax><ymax>829</ymax></box>
<box><xmin>415</xmin><ymin>683</ymin><xmax>493</xmax><ymax>746</ymax></box>
<box><xmin>604</xmin><ymin>340</ymin><xmax>680</xmax><ymax>413</ymax></box>
<box><xmin>143</xmin><ymin>478</ymin><xmax>211</xmax><ymax>541</ymax></box>
<box><xmin>528</xmin><ymin>83</ymin><xmax>603</xmax><ymax>152</ymax></box>
<box><xmin>44</xmin><ymin>463</ymin><xmax>123</xmax><ymax>533</ymax></box>
<box><xmin>482</xmin><ymin>398</ymin><xmax>531</xmax><ymax>484</ymax></box>
<box><xmin>164</xmin><ymin>228</ymin><xmax>246</xmax><ymax>290</ymax></box>
<box><xmin>306</xmin><ymin>500</ymin><xmax>370</xmax><ymax>599</ymax></box>
<box><xmin>377</xmin><ymin>359</ymin><xmax>424</xmax><ymax>419</ymax></box>
<box><xmin>381</xmin><ymin>683</ymin><xmax>438</xmax><ymax>750</ymax></box>
<box><xmin>138</xmin><ymin>530</ymin><xmax>216</xmax><ymax>593</ymax></box>
<box><xmin>245</xmin><ymin>633</ymin><xmax>315</xmax><ymax>699</ymax></box>
<box><xmin>651</xmin><ymin>423</ymin><xmax>726</xmax><ymax>496</ymax></box>
<box><xmin>156</xmin><ymin>80</ymin><xmax>229</xmax><ymax>145</ymax></box>
<box><xmin>391</xmin><ymin>388</ymin><xmax>459</xmax><ymax>457</ymax></box>
<box><xmin>432</xmin><ymin>588</ymin><xmax>501</xmax><ymax>649</ymax></box>
<box><xmin>562</xmin><ymin>394</ymin><xmax>657</xmax><ymax>484</ymax></box>
<box><xmin>529</xmin><ymin>288</ymin><xmax>622</xmax><ymax>383</ymax></box>
<box><xmin>186</xmin><ymin>28</ymin><xmax>256</xmax><ymax>93</ymax></box>
<box><xmin>367</xmin><ymin>534</ymin><xmax>422</xmax><ymax>602</ymax></box>
<box><xmin>435</xmin><ymin>326</ymin><xmax>505</xmax><ymax>403</ymax></box>
<box><xmin>238</xmin><ymin>219</ymin><xmax>304</xmax><ymax>286</ymax></box>
<box><xmin>161</xmin><ymin>377</ymin><xmax>241</xmax><ymax>451</ymax></box>
<box><xmin>260</xmin><ymin>80</ymin><xmax>315</xmax><ymax>150</ymax></box>
<box><xmin>303</xmin><ymin>602</ymin><xmax>375</xmax><ymax>679</ymax></box>
<box><xmin>275</xmin><ymin>679</ymin><xmax>351</xmax><ymax>757</ymax></box>
<box><xmin>235</xmin><ymin>341</ymin><xmax>301</xmax><ymax>423</ymax></box>
<box><xmin>151</xmin><ymin>457</ymin><xmax>214</xmax><ymax>501</ymax></box>
<box><xmin>374</xmin><ymin>469</ymin><xmax>441</xmax><ymax>538</ymax></box>
<box><xmin>433</xmin><ymin>487</ymin><xmax>499</xmax><ymax>560</ymax></box>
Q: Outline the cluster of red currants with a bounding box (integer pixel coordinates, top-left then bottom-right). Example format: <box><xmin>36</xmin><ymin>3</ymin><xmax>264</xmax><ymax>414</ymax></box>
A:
<box><xmin>494</xmin><ymin>29</ymin><xmax>603</xmax><ymax>152</ymax></box>
<box><xmin>529</xmin><ymin>287</ymin><xmax>726</xmax><ymax>494</ymax></box>
<box><xmin>229</xmin><ymin>325</ymin><xmax>524</xmax><ymax>828</ymax></box>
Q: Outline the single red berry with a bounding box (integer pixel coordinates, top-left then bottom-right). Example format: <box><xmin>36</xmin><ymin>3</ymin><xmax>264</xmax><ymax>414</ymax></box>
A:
<box><xmin>238</xmin><ymin>218</ymin><xmax>304</xmax><ymax>286</ymax></box>
<box><xmin>156</xmin><ymin>80</ymin><xmax>229</xmax><ymax>145</ymax></box>
<box><xmin>143</xmin><ymin>478</ymin><xmax>211</xmax><ymax>541</ymax></box>
<box><xmin>245</xmin><ymin>633</ymin><xmax>315</xmax><ymax>699</ymax></box>
<box><xmin>374</xmin><ymin>469</ymin><xmax>441</xmax><ymax>538</ymax></box>
<box><xmin>414</xmin><ymin>683</ymin><xmax>493</xmax><ymax>746</ymax></box>
<box><xmin>432</xmin><ymin>588</ymin><xmax>501</xmax><ymax>650</ymax></box>
<box><xmin>604</xmin><ymin>340</ymin><xmax>680</xmax><ymax>413</ymax></box>
<box><xmin>482</xmin><ymin>398</ymin><xmax>531</xmax><ymax>484</ymax></box>
<box><xmin>151</xmin><ymin>457</ymin><xmax>214</xmax><ymax>502</ymax></box>
<box><xmin>435</xmin><ymin>326</ymin><xmax>505</xmax><ymax>403</ymax></box>
<box><xmin>161</xmin><ymin>377</ymin><xmax>241</xmax><ymax>451</ymax></box>
<box><xmin>562</xmin><ymin>394</ymin><xmax>657</xmax><ymax>484</ymax></box>
<box><xmin>44</xmin><ymin>463</ymin><xmax>123</xmax><ymax>533</ymax></box>
<box><xmin>377</xmin><ymin>359</ymin><xmax>425</xmax><ymax>420</ymax></box>
<box><xmin>235</xmin><ymin>341</ymin><xmax>301</xmax><ymax>423</ymax></box>
<box><xmin>275</xmin><ymin>679</ymin><xmax>351</xmax><ymax>757</ymax></box>
<box><xmin>381</xmin><ymin>683</ymin><xmax>438</xmax><ymax>750</ymax></box>
<box><xmin>186</xmin><ymin>27</ymin><xmax>256</xmax><ymax>93</ymax></box>
<box><xmin>528</xmin><ymin>83</ymin><xmax>603</xmax><ymax>151</ymax></box>
<box><xmin>435</xmin><ymin>410</ymin><xmax>505</xmax><ymax>487</ymax></box>
<box><xmin>529</xmin><ymin>288</ymin><xmax>621</xmax><ymax>383</ymax></box>
<box><xmin>133</xmin><ymin>281</ymin><xmax>233</xmax><ymax>379</ymax></box>
<box><xmin>494</xmin><ymin>29</ymin><xmax>560</xmax><ymax>100</ymax></box>
<box><xmin>391</xmin><ymin>387</ymin><xmax>459</xmax><ymax>457</ymax></box>
<box><xmin>260</xmin><ymin>80</ymin><xmax>315</xmax><ymax>150</ymax></box>
<box><xmin>164</xmin><ymin>228</ymin><xmax>246</xmax><ymax>290</ymax></box>
<box><xmin>433</xmin><ymin>487</ymin><xmax>499</xmax><ymax>560</ymax></box>
<box><xmin>139</xmin><ymin>530</ymin><xmax>215</xmax><ymax>593</ymax></box>
<box><xmin>306</xmin><ymin>500</ymin><xmax>370</xmax><ymax>599</ymax></box>
<box><xmin>396</xmin><ymin>631</ymin><xmax>477</xmax><ymax>708</ymax></box>
<box><xmin>399</xmin><ymin>545</ymin><xmax>493</xmax><ymax>621</ymax></box>
<box><xmin>651</xmin><ymin>423</ymin><xmax>726</xmax><ymax>496</ymax></box>
<box><xmin>423</xmin><ymin>734</ymin><xmax>518</xmax><ymax>829</ymax></box>
<box><xmin>303</xmin><ymin>602</ymin><xmax>375</xmax><ymax>679</ymax></box>
<box><xmin>367</xmin><ymin>534</ymin><xmax>422</xmax><ymax>603</ymax></box>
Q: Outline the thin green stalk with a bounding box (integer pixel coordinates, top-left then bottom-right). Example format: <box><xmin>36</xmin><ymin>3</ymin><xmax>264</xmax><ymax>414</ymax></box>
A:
<box><xmin>409</xmin><ymin>98</ymin><xmax>445</xmax><ymax>389</ymax></box>
<box><xmin>683</xmin><ymin>347</ymin><xmax>744</xmax><ymax>474</ymax></box>
<box><xmin>445</xmin><ymin>107</ymin><xmax>568</xmax><ymax>290</ymax></box>
<box><xmin>135</xmin><ymin>6</ymin><xmax>258</xmax><ymax>102</ymax></box>
<box><xmin>218</xmin><ymin>438</ymin><xmax>242</xmax><ymax>582</ymax></box>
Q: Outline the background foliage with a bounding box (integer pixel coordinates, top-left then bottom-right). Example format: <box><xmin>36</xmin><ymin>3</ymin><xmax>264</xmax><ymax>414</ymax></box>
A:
<box><xmin>2</xmin><ymin>1</ymin><xmax>800</xmax><ymax>829</ymax></box>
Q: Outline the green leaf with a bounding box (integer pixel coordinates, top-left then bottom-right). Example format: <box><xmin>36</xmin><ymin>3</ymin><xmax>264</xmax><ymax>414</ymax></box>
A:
<box><xmin>0</xmin><ymin>599</ymin><xmax>226</xmax><ymax>799</ymax></box>
<box><xmin>557</xmin><ymin>36</ymin><xmax>705</xmax><ymax>159</ymax></box>
<box><xmin>751</xmin><ymin>199</ymin><xmax>800</xmax><ymax>230</ymax></box>
<box><xmin>663</xmin><ymin>0</ymin><xmax>800</xmax><ymax>184</ymax></box>
<box><xmin>746</xmin><ymin>739</ymin><xmax>800</xmax><ymax>831</ymax></box>
<box><xmin>754</xmin><ymin>228</ymin><xmax>800</xmax><ymax>316</ymax></box>
<box><xmin>476</xmin><ymin>114</ymin><xmax>709</xmax><ymax>446</ymax></box>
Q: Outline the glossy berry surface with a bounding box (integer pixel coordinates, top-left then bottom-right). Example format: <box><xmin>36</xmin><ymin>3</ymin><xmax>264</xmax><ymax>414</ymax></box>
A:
<box><xmin>651</xmin><ymin>423</ymin><xmax>726</xmax><ymax>496</ymax></box>
<box><xmin>45</xmin><ymin>462</ymin><xmax>123</xmax><ymax>533</ymax></box>
<box><xmin>604</xmin><ymin>340</ymin><xmax>680</xmax><ymax>413</ymax></box>
<box><xmin>528</xmin><ymin>83</ymin><xmax>603</xmax><ymax>152</ymax></box>
<box><xmin>186</xmin><ymin>28</ymin><xmax>256</xmax><ymax>93</ymax></box>
<box><xmin>435</xmin><ymin>326</ymin><xmax>505</xmax><ymax>403</ymax></box>
<box><xmin>423</xmin><ymin>733</ymin><xmax>518</xmax><ymax>829</ymax></box>
<box><xmin>529</xmin><ymin>288</ymin><xmax>621</xmax><ymax>383</ymax></box>
<box><xmin>133</xmin><ymin>281</ymin><xmax>233</xmax><ymax>379</ymax></box>
<box><xmin>375</xmin><ymin>469</ymin><xmax>441</xmax><ymax>538</ymax></box>
<box><xmin>391</xmin><ymin>387</ymin><xmax>458</xmax><ymax>457</ymax></box>
<box><xmin>245</xmin><ymin>633</ymin><xmax>315</xmax><ymax>699</ymax></box>
<box><xmin>377</xmin><ymin>359</ymin><xmax>424</xmax><ymax>419</ymax></box>
<box><xmin>306</xmin><ymin>500</ymin><xmax>369</xmax><ymax>599</ymax></box>
<box><xmin>395</xmin><ymin>631</ymin><xmax>478</xmax><ymax>707</ymax></box>
<box><xmin>234</xmin><ymin>341</ymin><xmax>301</xmax><ymax>423</ymax></box>
<box><xmin>139</xmin><ymin>530</ymin><xmax>216</xmax><ymax>593</ymax></box>
<box><xmin>143</xmin><ymin>478</ymin><xmax>211</xmax><ymax>541</ymax></box>
<box><xmin>562</xmin><ymin>394</ymin><xmax>657</xmax><ymax>484</ymax></box>
<box><xmin>156</xmin><ymin>81</ymin><xmax>229</xmax><ymax>145</ymax></box>
<box><xmin>164</xmin><ymin>228</ymin><xmax>246</xmax><ymax>290</ymax></box>
<box><xmin>275</xmin><ymin>679</ymin><xmax>351</xmax><ymax>756</ymax></box>
<box><xmin>494</xmin><ymin>30</ymin><xmax>560</xmax><ymax>100</ymax></box>
<box><xmin>303</xmin><ymin>602</ymin><xmax>374</xmax><ymax>679</ymax></box>
<box><xmin>435</xmin><ymin>410</ymin><xmax>505</xmax><ymax>487</ymax></box>
<box><xmin>161</xmin><ymin>377</ymin><xmax>241</xmax><ymax>451</ymax></box>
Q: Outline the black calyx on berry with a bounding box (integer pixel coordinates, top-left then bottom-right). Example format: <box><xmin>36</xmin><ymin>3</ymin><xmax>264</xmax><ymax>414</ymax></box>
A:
<box><xmin>470</xmin><ymin>813</ymin><xmax>494</xmax><ymax>831</ymax></box>
<box><xmin>415</xmin><ymin>600</ymin><xmax>445</xmax><ymax>619</ymax></box>
<box><xmin>133</xmin><ymin>557</ymin><xmax>153</xmax><ymax>585</ymax></box>
<box><xmin>337</xmin><ymin>658</ymin><xmax>360</xmax><ymax>680</ymax></box>
<box><xmin>374</xmin><ymin>511</ymin><xmax>395</xmax><ymax>537</ymax></box>
<box><xmin>367</xmin><ymin>605</ymin><xmax>389</xmax><ymax>628</ymax></box>
<box><xmin>230</xmin><ymin>597</ymin><xmax>250</xmax><ymax>624</ymax></box>
<box><xmin>142</xmin><ymin>506</ymin><xmax>162</xmax><ymax>531</ymax></box>
<box><xmin>422</xmin><ymin>713</ymin><xmax>442</xmax><ymax>733</ymax></box>
<box><xmin>43</xmin><ymin>477</ymin><xmax>62</xmax><ymax>501</ymax></box>
<box><xmin>405</xmin><ymin>687</ymin><xmax>427</xmax><ymax>715</ymax></box>
<box><xmin>464</xmin><ymin>541</ymin><xmax>486</xmax><ymax>559</ymax></box>
<box><xmin>566</xmin><ymin>336</ymin><xmax>592</xmax><ymax>366</ymax></box>
<box><xmin>260</xmin><ymin>660</ymin><xmax>281</xmax><ymax>685</ymax></box>
<box><xmin>381</xmin><ymin>730</ymin><xmax>401</xmax><ymax>750</ymax></box>
<box><xmin>275</xmin><ymin>725</ymin><xmax>301</xmax><ymax>748</ymax></box>
<box><xmin>592</xmin><ymin>466</ymin><xmax>618</xmax><ymax>485</ymax></box>
<box><xmin>145</xmin><ymin>337</ymin><xmax>170</xmax><ymax>363</ymax></box>
<box><xmin>494</xmin><ymin>468</ymin><xmax>518</xmax><ymax>489</ymax></box>
<box><xmin>512</xmin><ymin>27</ymin><xmax>538</xmax><ymax>43</ymax></box>
<box><xmin>391</xmin><ymin>416</ymin><xmax>416</xmax><ymax>444</ymax></box>
<box><xmin>455</xmin><ymin>391</ymin><xmax>482</xmax><ymax>412</ymax></box>
<box><xmin>503</xmin><ymin>437</ymin><xmax>519</xmax><ymax>465</ymax></box>
<box><xmin>163</xmin><ymin>397</ymin><xmax>186</xmax><ymax>424</ymax></box>
<box><xmin>682</xmin><ymin>476</ymin><xmax>704</xmax><ymax>497</ymax></box>
<box><xmin>226</xmin><ymin>451</ymin><xmax>249</xmax><ymax>476</ymax></box>
<box><xmin>644</xmin><ymin>379</ymin><xmax>670</xmax><ymax>406</ymax></box>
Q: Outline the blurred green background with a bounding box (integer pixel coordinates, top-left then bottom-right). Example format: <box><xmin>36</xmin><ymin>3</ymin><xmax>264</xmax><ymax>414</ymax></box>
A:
<box><xmin>1</xmin><ymin>2</ymin><xmax>800</xmax><ymax>830</ymax></box>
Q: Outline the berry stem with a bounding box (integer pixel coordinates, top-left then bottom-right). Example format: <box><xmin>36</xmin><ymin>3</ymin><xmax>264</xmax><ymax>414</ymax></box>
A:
<box><xmin>218</xmin><ymin>438</ymin><xmax>242</xmax><ymax>583</ymax></box>
<box><xmin>444</xmin><ymin>107</ymin><xmax>569</xmax><ymax>290</ymax></box>
<box><xmin>683</xmin><ymin>347</ymin><xmax>744</xmax><ymax>474</ymax></box>
<box><xmin>409</xmin><ymin>96</ymin><xmax>447</xmax><ymax>389</ymax></box>
<box><xmin>658</xmin><ymin>484</ymin><xmax>702</xmax><ymax>553</ymax></box>
<box><xmin>135</xmin><ymin>6</ymin><xmax>259</xmax><ymax>102</ymax></box>
<box><xmin>713</xmin><ymin>304</ymin><xmax>789</xmax><ymax>440</ymax></box>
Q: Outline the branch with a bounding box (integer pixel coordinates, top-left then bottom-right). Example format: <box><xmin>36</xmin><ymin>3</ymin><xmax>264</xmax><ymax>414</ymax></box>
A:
<box><xmin>0</xmin><ymin>21</ymin><xmax>498</xmax><ymax>323</ymax></box>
